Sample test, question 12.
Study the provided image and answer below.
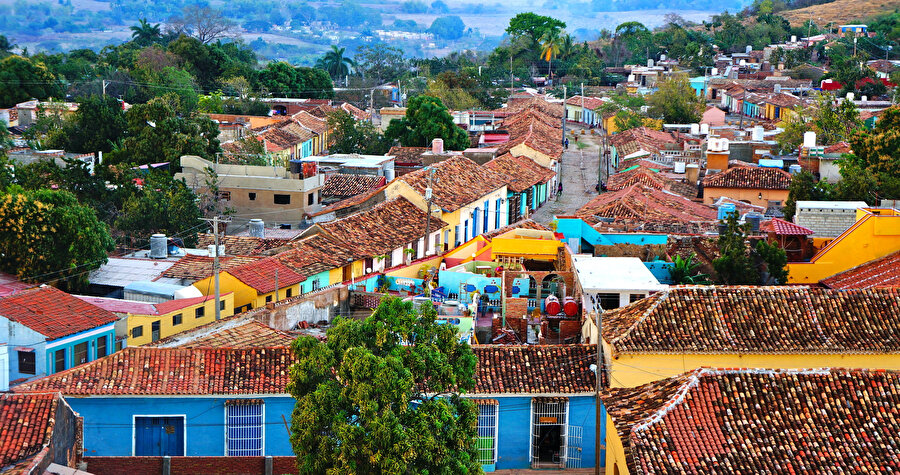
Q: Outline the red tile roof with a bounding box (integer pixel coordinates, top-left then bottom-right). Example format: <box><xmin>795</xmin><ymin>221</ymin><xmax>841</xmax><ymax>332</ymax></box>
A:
<box><xmin>483</xmin><ymin>153</ymin><xmax>556</xmax><ymax>193</ymax></box>
<box><xmin>396</xmin><ymin>156</ymin><xmax>506</xmax><ymax>212</ymax></box>
<box><xmin>74</xmin><ymin>294</ymin><xmax>227</xmax><ymax>316</ymax></box>
<box><xmin>340</xmin><ymin>102</ymin><xmax>370</xmax><ymax>121</ymax></box>
<box><xmin>278</xmin><ymin>233</ymin><xmax>362</xmax><ymax>276</ymax></box>
<box><xmin>387</xmin><ymin>146</ymin><xmax>427</xmax><ymax>165</ymax></box>
<box><xmin>14</xmin><ymin>347</ymin><xmax>293</xmax><ymax>396</ymax></box>
<box><xmin>603</xmin><ymin>286</ymin><xmax>900</xmax><ymax>354</ymax></box>
<box><xmin>320</xmin><ymin>173</ymin><xmax>385</xmax><ymax>199</ymax></box>
<box><xmin>609</xmin><ymin>127</ymin><xmax>681</xmax><ymax>157</ymax></box>
<box><xmin>603</xmin><ymin>368</ymin><xmax>900</xmax><ymax>473</ymax></box>
<box><xmin>147</xmin><ymin>315</ymin><xmax>294</xmax><ymax>348</ymax></box>
<box><xmin>160</xmin><ymin>255</ymin><xmax>259</xmax><ymax>281</ymax></box>
<box><xmin>565</xmin><ymin>95</ymin><xmax>607</xmax><ymax>110</ymax></box>
<box><xmin>473</xmin><ymin>345</ymin><xmax>596</xmax><ymax>394</ymax></box>
<box><xmin>824</xmin><ymin>141</ymin><xmax>851</xmax><ymax>155</ymax></box>
<box><xmin>496</xmin><ymin>115</ymin><xmax>564</xmax><ymax>159</ymax></box>
<box><xmin>0</xmin><ymin>392</ymin><xmax>60</xmax><ymax>471</ymax></box>
<box><xmin>577</xmin><ymin>184</ymin><xmax>717</xmax><ymax>224</ymax></box>
<box><xmin>702</xmin><ymin>166</ymin><xmax>791</xmax><ymax>190</ymax></box>
<box><xmin>291</xmin><ymin>111</ymin><xmax>327</xmax><ymax>134</ymax></box>
<box><xmin>196</xmin><ymin>234</ymin><xmax>289</xmax><ymax>256</ymax></box>
<box><xmin>0</xmin><ymin>272</ymin><xmax>31</xmax><ymax>297</ymax></box>
<box><xmin>319</xmin><ymin>197</ymin><xmax>447</xmax><ymax>257</ymax></box>
<box><xmin>821</xmin><ymin>251</ymin><xmax>900</xmax><ymax>290</ymax></box>
<box><xmin>764</xmin><ymin>217</ymin><xmax>813</xmax><ymax>235</ymax></box>
<box><xmin>0</xmin><ymin>286</ymin><xmax>118</xmax><ymax>340</ymax></box>
<box><xmin>226</xmin><ymin>257</ymin><xmax>306</xmax><ymax>293</ymax></box>
<box><xmin>501</xmin><ymin>97</ymin><xmax>565</xmax><ymax>118</ymax></box>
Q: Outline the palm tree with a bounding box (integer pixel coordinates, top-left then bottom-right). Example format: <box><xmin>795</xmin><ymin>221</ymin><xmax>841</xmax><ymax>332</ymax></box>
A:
<box><xmin>668</xmin><ymin>254</ymin><xmax>711</xmax><ymax>285</ymax></box>
<box><xmin>130</xmin><ymin>19</ymin><xmax>161</xmax><ymax>46</ymax></box>
<box><xmin>316</xmin><ymin>45</ymin><xmax>357</xmax><ymax>85</ymax></box>
<box><xmin>558</xmin><ymin>34</ymin><xmax>575</xmax><ymax>61</ymax></box>
<box><xmin>539</xmin><ymin>30</ymin><xmax>562</xmax><ymax>82</ymax></box>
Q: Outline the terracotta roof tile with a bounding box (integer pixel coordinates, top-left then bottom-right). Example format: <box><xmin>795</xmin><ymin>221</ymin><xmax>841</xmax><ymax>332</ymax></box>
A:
<box><xmin>473</xmin><ymin>345</ymin><xmax>596</xmax><ymax>394</ymax></box>
<box><xmin>0</xmin><ymin>286</ymin><xmax>118</xmax><ymax>340</ymax></box>
<box><xmin>500</xmin><ymin>97</ymin><xmax>565</xmax><ymax>118</ymax></box>
<box><xmin>160</xmin><ymin>255</ymin><xmax>259</xmax><ymax>281</ymax></box>
<box><xmin>320</xmin><ymin>173</ymin><xmax>385</xmax><ymax>199</ymax></box>
<box><xmin>306</xmin><ymin>186</ymin><xmax>386</xmax><ymax>218</ymax></box>
<box><xmin>0</xmin><ymin>392</ymin><xmax>59</xmax><ymax>471</ymax></box>
<box><xmin>822</xmin><ymin>251</ymin><xmax>900</xmax><ymax>289</ymax></box>
<box><xmin>765</xmin><ymin>217</ymin><xmax>813</xmax><ymax>235</ymax></box>
<box><xmin>609</xmin><ymin>127</ymin><xmax>681</xmax><ymax>157</ymax></box>
<box><xmin>824</xmin><ymin>141</ymin><xmax>852</xmax><ymax>154</ymax></box>
<box><xmin>147</xmin><ymin>314</ymin><xmax>294</xmax><ymax>348</ymax></box>
<box><xmin>387</xmin><ymin>146</ymin><xmax>427</xmax><ymax>165</ymax></box>
<box><xmin>577</xmin><ymin>184</ymin><xmax>717</xmax><ymax>224</ymax></box>
<box><xmin>14</xmin><ymin>347</ymin><xmax>293</xmax><ymax>396</ymax></box>
<box><xmin>319</xmin><ymin>197</ymin><xmax>447</xmax><ymax>256</ymax></box>
<box><xmin>291</xmin><ymin>111</ymin><xmax>327</xmax><ymax>134</ymax></box>
<box><xmin>496</xmin><ymin>115</ymin><xmax>564</xmax><ymax>159</ymax></box>
<box><xmin>603</xmin><ymin>286</ymin><xmax>900</xmax><ymax>354</ymax></box>
<box><xmin>226</xmin><ymin>257</ymin><xmax>306</xmax><ymax>293</ymax></box>
<box><xmin>483</xmin><ymin>153</ymin><xmax>556</xmax><ymax>192</ymax></box>
<box><xmin>565</xmin><ymin>95</ymin><xmax>607</xmax><ymax>110</ymax></box>
<box><xmin>340</xmin><ymin>102</ymin><xmax>371</xmax><ymax>121</ymax></box>
<box><xmin>702</xmin><ymin>166</ymin><xmax>791</xmax><ymax>190</ymax></box>
<box><xmin>603</xmin><ymin>368</ymin><xmax>900</xmax><ymax>473</ymax></box>
<box><xmin>397</xmin><ymin>156</ymin><xmax>506</xmax><ymax>211</ymax></box>
<box><xmin>196</xmin><ymin>234</ymin><xmax>289</xmax><ymax>256</ymax></box>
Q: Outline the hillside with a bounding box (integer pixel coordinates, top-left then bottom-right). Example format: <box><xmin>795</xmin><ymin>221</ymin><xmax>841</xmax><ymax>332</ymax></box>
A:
<box><xmin>781</xmin><ymin>0</ymin><xmax>900</xmax><ymax>26</ymax></box>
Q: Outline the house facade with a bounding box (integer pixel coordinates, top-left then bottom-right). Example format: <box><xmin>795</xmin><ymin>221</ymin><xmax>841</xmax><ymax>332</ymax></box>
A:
<box><xmin>15</xmin><ymin>347</ymin><xmax>295</xmax><ymax>457</ymax></box>
<box><xmin>0</xmin><ymin>286</ymin><xmax>120</xmax><ymax>388</ymax></box>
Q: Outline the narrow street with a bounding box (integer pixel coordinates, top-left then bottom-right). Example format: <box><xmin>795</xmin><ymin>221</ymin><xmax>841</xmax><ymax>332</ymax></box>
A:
<box><xmin>531</xmin><ymin>123</ymin><xmax>608</xmax><ymax>224</ymax></box>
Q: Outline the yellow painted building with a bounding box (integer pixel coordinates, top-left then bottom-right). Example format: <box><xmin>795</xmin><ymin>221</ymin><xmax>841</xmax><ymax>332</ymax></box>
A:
<box><xmin>77</xmin><ymin>294</ymin><xmax>235</xmax><ymax>347</ymax></box>
<box><xmin>788</xmin><ymin>208</ymin><xmax>900</xmax><ymax>284</ymax></box>
<box><xmin>193</xmin><ymin>257</ymin><xmax>306</xmax><ymax>312</ymax></box>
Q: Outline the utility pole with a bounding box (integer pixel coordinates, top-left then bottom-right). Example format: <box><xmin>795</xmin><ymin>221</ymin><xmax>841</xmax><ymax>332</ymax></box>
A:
<box><xmin>422</xmin><ymin>168</ymin><xmax>436</xmax><ymax>254</ymax></box>
<box><xmin>510</xmin><ymin>55</ymin><xmax>514</xmax><ymax>90</ymax></box>
<box><xmin>581</xmin><ymin>82</ymin><xmax>585</xmax><ymax>125</ymax></box>
<box><xmin>595</xmin><ymin>314</ymin><xmax>602</xmax><ymax>475</ymax></box>
<box><xmin>562</xmin><ymin>85</ymin><xmax>567</xmax><ymax>145</ymax></box>
<box><xmin>274</xmin><ymin>268</ymin><xmax>279</xmax><ymax>303</ymax></box>
<box><xmin>213</xmin><ymin>215</ymin><xmax>221</xmax><ymax>320</ymax></box>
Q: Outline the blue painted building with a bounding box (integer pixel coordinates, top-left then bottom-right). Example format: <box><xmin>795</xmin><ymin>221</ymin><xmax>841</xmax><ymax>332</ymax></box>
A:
<box><xmin>470</xmin><ymin>345</ymin><xmax>601</xmax><ymax>471</ymax></box>
<box><xmin>15</xmin><ymin>347</ymin><xmax>296</xmax><ymax>457</ymax></box>
<box><xmin>0</xmin><ymin>285</ymin><xmax>119</xmax><ymax>390</ymax></box>
<box><xmin>555</xmin><ymin>217</ymin><xmax>668</xmax><ymax>254</ymax></box>
<box><xmin>484</xmin><ymin>153</ymin><xmax>556</xmax><ymax>224</ymax></box>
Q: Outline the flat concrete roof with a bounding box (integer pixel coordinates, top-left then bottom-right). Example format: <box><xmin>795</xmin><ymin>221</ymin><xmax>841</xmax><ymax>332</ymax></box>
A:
<box><xmin>573</xmin><ymin>256</ymin><xmax>665</xmax><ymax>292</ymax></box>
<box><xmin>796</xmin><ymin>201</ymin><xmax>869</xmax><ymax>210</ymax></box>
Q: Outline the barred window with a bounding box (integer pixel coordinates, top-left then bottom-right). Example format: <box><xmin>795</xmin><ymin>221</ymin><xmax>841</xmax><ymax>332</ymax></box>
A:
<box><xmin>225</xmin><ymin>401</ymin><xmax>263</xmax><ymax>456</ymax></box>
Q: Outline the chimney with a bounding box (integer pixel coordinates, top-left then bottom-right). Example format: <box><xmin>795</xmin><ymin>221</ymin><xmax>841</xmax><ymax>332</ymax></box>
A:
<box><xmin>432</xmin><ymin>138</ymin><xmax>444</xmax><ymax>155</ymax></box>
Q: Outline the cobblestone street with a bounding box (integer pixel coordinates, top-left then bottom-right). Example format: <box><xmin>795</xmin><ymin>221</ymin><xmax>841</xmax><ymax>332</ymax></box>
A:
<box><xmin>531</xmin><ymin>124</ymin><xmax>609</xmax><ymax>224</ymax></box>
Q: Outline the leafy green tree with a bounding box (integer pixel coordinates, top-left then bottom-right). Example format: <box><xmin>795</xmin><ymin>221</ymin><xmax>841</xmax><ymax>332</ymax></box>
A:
<box><xmin>107</xmin><ymin>95</ymin><xmax>219</xmax><ymax>167</ymax></box>
<box><xmin>385</xmin><ymin>95</ymin><xmax>468</xmax><ymax>150</ymax></box>
<box><xmin>116</xmin><ymin>172</ymin><xmax>203</xmax><ymax>248</ymax></box>
<box><xmin>755</xmin><ymin>240</ymin><xmax>788</xmax><ymax>285</ymax></box>
<box><xmin>327</xmin><ymin>110</ymin><xmax>391</xmax><ymax>155</ymax></box>
<box><xmin>0</xmin><ymin>55</ymin><xmax>64</xmax><ymax>107</ymax></box>
<box><xmin>776</xmin><ymin>105</ymin><xmax>811</xmax><ymax>154</ymax></box>
<box><xmin>428</xmin><ymin>16</ymin><xmax>466</xmax><ymax>40</ymax></box>
<box><xmin>259</xmin><ymin>62</ymin><xmax>334</xmax><ymax>98</ymax></box>
<box><xmin>0</xmin><ymin>188</ymin><xmax>114</xmax><ymax>291</ymax></box>
<box><xmin>783</xmin><ymin>170</ymin><xmax>833</xmax><ymax>220</ymax></box>
<box><xmin>833</xmin><ymin>160</ymin><xmax>879</xmax><ymax>203</ymax></box>
<box><xmin>50</xmin><ymin>95</ymin><xmax>127</xmax><ymax>154</ymax></box>
<box><xmin>287</xmin><ymin>296</ymin><xmax>479</xmax><ymax>473</ymax></box>
<box><xmin>505</xmin><ymin>13</ymin><xmax>565</xmax><ymax>49</ymax></box>
<box><xmin>646</xmin><ymin>75</ymin><xmax>703</xmax><ymax>123</ymax></box>
<box><xmin>355</xmin><ymin>44</ymin><xmax>406</xmax><ymax>83</ymax></box>
<box><xmin>0</xmin><ymin>35</ymin><xmax>14</xmax><ymax>58</ymax></box>
<box><xmin>713</xmin><ymin>212</ymin><xmax>758</xmax><ymax>285</ymax></box>
<box><xmin>669</xmin><ymin>254</ymin><xmax>710</xmax><ymax>284</ymax></box>
<box><xmin>813</xmin><ymin>94</ymin><xmax>863</xmax><ymax>146</ymax></box>
<box><xmin>316</xmin><ymin>45</ymin><xmax>357</xmax><ymax>81</ymax></box>
<box><xmin>130</xmin><ymin>19</ymin><xmax>162</xmax><ymax>46</ymax></box>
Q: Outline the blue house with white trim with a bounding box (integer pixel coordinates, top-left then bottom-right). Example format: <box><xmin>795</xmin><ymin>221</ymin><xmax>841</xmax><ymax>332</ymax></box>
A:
<box><xmin>470</xmin><ymin>344</ymin><xmax>601</xmax><ymax>471</ymax></box>
<box><xmin>0</xmin><ymin>285</ymin><xmax>120</xmax><ymax>389</ymax></box>
<box><xmin>14</xmin><ymin>346</ymin><xmax>295</xmax><ymax>457</ymax></box>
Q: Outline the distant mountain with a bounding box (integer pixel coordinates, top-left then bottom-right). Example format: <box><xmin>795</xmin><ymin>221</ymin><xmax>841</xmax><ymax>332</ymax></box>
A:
<box><xmin>780</xmin><ymin>0</ymin><xmax>900</xmax><ymax>26</ymax></box>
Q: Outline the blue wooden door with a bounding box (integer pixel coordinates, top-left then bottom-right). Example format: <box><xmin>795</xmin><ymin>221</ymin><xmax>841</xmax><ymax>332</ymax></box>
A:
<box><xmin>135</xmin><ymin>416</ymin><xmax>184</xmax><ymax>456</ymax></box>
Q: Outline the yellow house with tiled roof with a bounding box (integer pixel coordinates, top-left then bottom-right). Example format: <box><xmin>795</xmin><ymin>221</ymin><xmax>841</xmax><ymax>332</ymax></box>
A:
<box><xmin>599</xmin><ymin>286</ymin><xmax>900</xmax><ymax>388</ymax></box>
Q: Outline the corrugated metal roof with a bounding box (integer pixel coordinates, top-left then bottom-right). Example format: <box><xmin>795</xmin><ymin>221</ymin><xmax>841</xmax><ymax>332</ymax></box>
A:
<box><xmin>89</xmin><ymin>258</ymin><xmax>175</xmax><ymax>287</ymax></box>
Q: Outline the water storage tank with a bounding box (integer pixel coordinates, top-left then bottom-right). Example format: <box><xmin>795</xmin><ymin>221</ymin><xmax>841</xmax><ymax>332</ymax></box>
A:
<box><xmin>563</xmin><ymin>296</ymin><xmax>578</xmax><ymax>316</ymax></box>
<box><xmin>789</xmin><ymin>164</ymin><xmax>803</xmax><ymax>174</ymax></box>
<box><xmin>745</xmin><ymin>212</ymin><xmax>762</xmax><ymax>233</ymax></box>
<box><xmin>752</xmin><ymin>126</ymin><xmax>764</xmax><ymax>141</ymax></box>
<box><xmin>249</xmin><ymin>219</ymin><xmax>265</xmax><ymax>238</ymax></box>
<box><xmin>718</xmin><ymin>203</ymin><xmax>737</xmax><ymax>220</ymax></box>
<box><xmin>289</xmin><ymin>160</ymin><xmax>302</xmax><ymax>174</ymax></box>
<box><xmin>846</xmin><ymin>92</ymin><xmax>855</xmax><ymax>101</ymax></box>
<box><xmin>544</xmin><ymin>295</ymin><xmax>561</xmax><ymax>315</ymax></box>
<box><xmin>803</xmin><ymin>131</ymin><xmax>817</xmax><ymax>148</ymax></box>
<box><xmin>700</xmin><ymin>123</ymin><xmax>709</xmax><ymax>135</ymax></box>
<box><xmin>150</xmin><ymin>234</ymin><xmax>167</xmax><ymax>259</ymax></box>
<box><xmin>674</xmin><ymin>162</ymin><xmax>687</xmax><ymax>174</ymax></box>
<box><xmin>690</xmin><ymin>123</ymin><xmax>700</xmax><ymax>135</ymax></box>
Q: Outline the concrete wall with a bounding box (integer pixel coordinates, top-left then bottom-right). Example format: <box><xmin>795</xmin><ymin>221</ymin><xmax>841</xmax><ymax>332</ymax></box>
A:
<box><xmin>248</xmin><ymin>285</ymin><xmax>348</xmax><ymax>331</ymax></box>
<box><xmin>794</xmin><ymin>206</ymin><xmax>858</xmax><ymax>237</ymax></box>
<box><xmin>72</xmin><ymin>396</ymin><xmax>295</xmax><ymax>457</ymax></box>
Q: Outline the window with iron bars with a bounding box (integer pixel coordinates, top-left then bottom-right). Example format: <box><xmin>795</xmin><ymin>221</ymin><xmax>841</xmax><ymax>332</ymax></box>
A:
<box><xmin>225</xmin><ymin>401</ymin><xmax>264</xmax><ymax>456</ymax></box>
<box><xmin>476</xmin><ymin>402</ymin><xmax>499</xmax><ymax>466</ymax></box>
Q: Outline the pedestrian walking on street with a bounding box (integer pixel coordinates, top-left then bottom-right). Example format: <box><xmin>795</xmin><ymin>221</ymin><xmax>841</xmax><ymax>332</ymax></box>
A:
<box><xmin>564</xmin><ymin>138</ymin><xmax>569</xmax><ymax>149</ymax></box>
<box><xmin>557</xmin><ymin>182</ymin><xmax>563</xmax><ymax>201</ymax></box>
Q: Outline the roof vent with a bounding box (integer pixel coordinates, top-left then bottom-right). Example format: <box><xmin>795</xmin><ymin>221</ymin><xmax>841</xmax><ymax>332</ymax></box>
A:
<box><xmin>249</xmin><ymin>219</ymin><xmax>265</xmax><ymax>238</ymax></box>
<box><xmin>150</xmin><ymin>234</ymin><xmax>167</xmax><ymax>259</ymax></box>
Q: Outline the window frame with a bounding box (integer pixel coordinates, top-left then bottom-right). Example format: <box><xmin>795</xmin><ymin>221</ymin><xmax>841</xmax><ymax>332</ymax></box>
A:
<box><xmin>224</xmin><ymin>401</ymin><xmax>264</xmax><ymax>456</ymax></box>
<box><xmin>131</xmin><ymin>325</ymin><xmax>144</xmax><ymax>339</ymax></box>
<box><xmin>17</xmin><ymin>350</ymin><xmax>35</xmax><ymax>375</ymax></box>
<box><xmin>476</xmin><ymin>401</ymin><xmax>499</xmax><ymax>466</ymax></box>
<box><xmin>273</xmin><ymin>194</ymin><xmax>291</xmax><ymax>205</ymax></box>
<box><xmin>172</xmin><ymin>313</ymin><xmax>183</xmax><ymax>326</ymax></box>
<box><xmin>195</xmin><ymin>306</ymin><xmax>205</xmax><ymax>319</ymax></box>
<box><xmin>96</xmin><ymin>336</ymin><xmax>108</xmax><ymax>358</ymax></box>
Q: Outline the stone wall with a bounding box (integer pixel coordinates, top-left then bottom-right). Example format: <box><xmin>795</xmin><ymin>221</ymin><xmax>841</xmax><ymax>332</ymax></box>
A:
<box><xmin>795</xmin><ymin>207</ymin><xmax>858</xmax><ymax>237</ymax></box>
